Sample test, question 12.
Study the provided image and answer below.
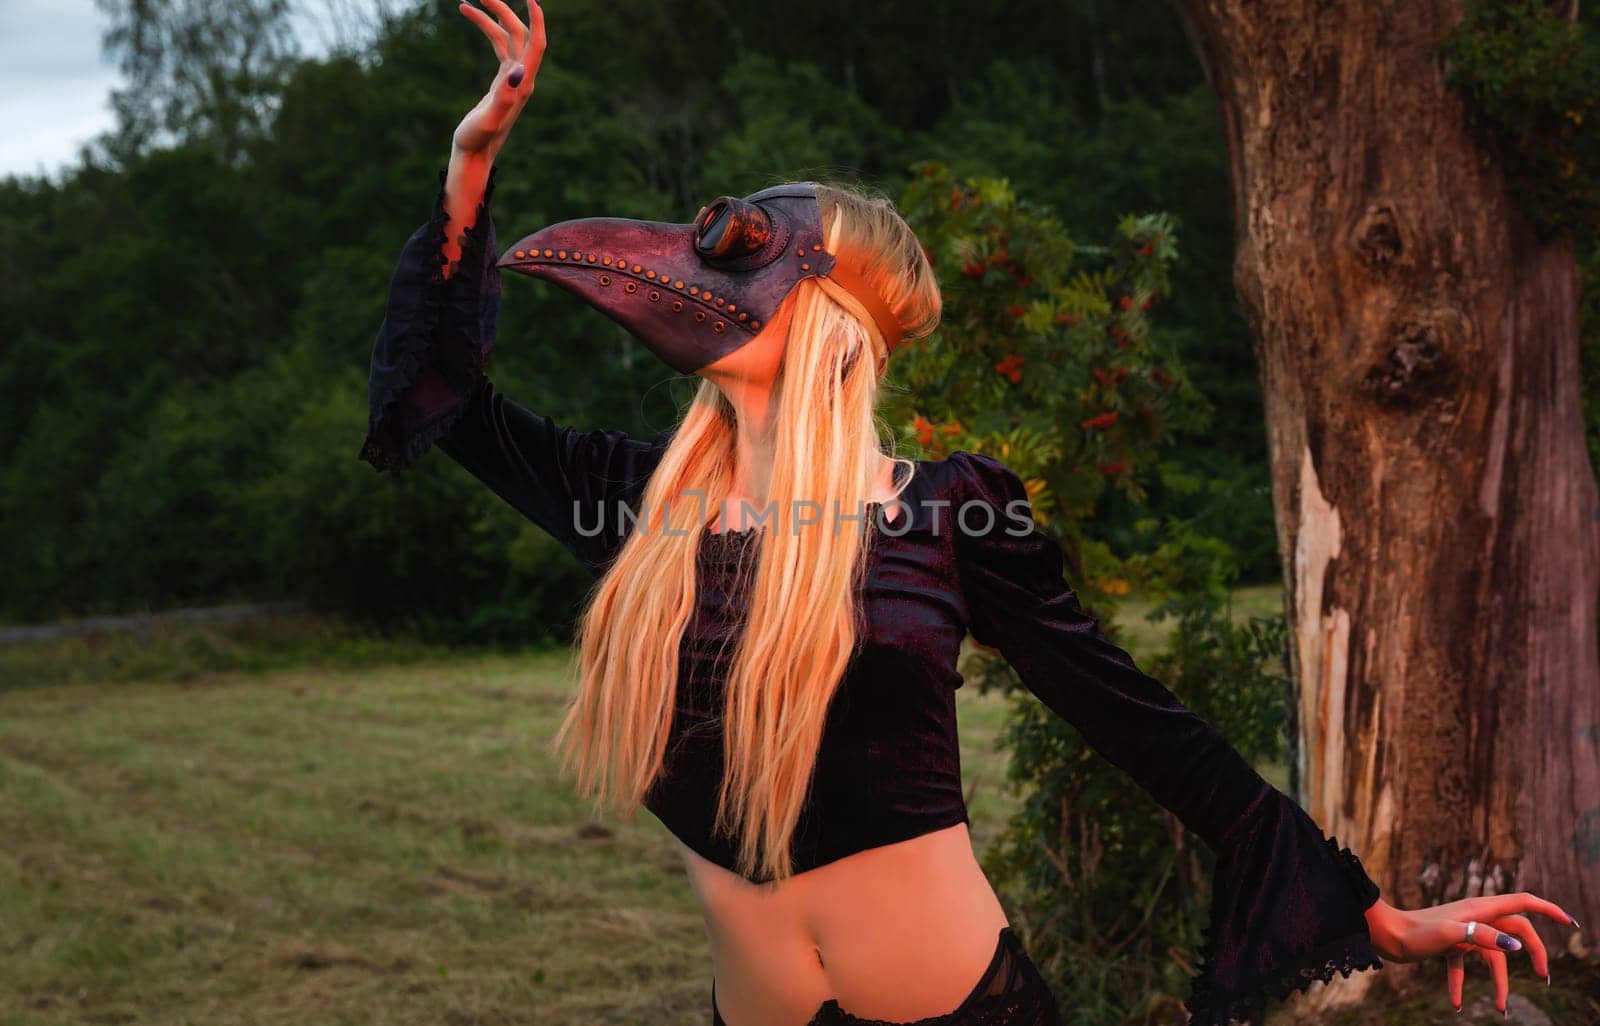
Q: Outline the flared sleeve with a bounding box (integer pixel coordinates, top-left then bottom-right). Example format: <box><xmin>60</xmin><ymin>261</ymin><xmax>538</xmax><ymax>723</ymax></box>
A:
<box><xmin>357</xmin><ymin>167</ymin><xmax>669</xmax><ymax>576</ymax></box>
<box><xmin>948</xmin><ymin>450</ymin><xmax>1383</xmax><ymax>1026</ymax></box>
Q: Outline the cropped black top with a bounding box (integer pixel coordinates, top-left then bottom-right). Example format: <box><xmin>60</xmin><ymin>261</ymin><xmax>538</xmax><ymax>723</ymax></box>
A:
<box><xmin>359</xmin><ymin>167</ymin><xmax>1386</xmax><ymax>1026</ymax></box>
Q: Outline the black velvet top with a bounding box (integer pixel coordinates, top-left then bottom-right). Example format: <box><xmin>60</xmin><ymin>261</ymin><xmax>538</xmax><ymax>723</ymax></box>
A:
<box><xmin>359</xmin><ymin>167</ymin><xmax>1386</xmax><ymax>1026</ymax></box>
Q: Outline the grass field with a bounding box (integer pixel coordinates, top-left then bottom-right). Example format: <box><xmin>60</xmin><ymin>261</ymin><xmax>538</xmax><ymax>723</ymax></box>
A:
<box><xmin>2</xmin><ymin>594</ymin><xmax>1592</xmax><ymax>1026</ymax></box>
<box><xmin>0</xmin><ymin>610</ymin><xmax>1039</xmax><ymax>1026</ymax></box>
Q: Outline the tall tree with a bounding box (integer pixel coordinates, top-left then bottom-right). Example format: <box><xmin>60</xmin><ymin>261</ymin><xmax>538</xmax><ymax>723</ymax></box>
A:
<box><xmin>92</xmin><ymin>0</ymin><xmax>300</xmax><ymax>167</ymax></box>
<box><xmin>290</xmin><ymin>0</ymin><xmax>402</xmax><ymax>55</ymax></box>
<box><xmin>1174</xmin><ymin>0</ymin><xmax>1600</xmax><ymax>1011</ymax></box>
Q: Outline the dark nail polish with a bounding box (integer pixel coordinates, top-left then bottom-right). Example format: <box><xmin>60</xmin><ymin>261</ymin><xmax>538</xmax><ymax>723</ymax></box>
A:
<box><xmin>1497</xmin><ymin>933</ymin><xmax>1522</xmax><ymax>952</ymax></box>
<box><xmin>1572</xmin><ymin>917</ymin><xmax>1582</xmax><ymax>929</ymax></box>
<box><xmin>508</xmin><ymin>65</ymin><xmax>524</xmax><ymax>87</ymax></box>
<box><xmin>1453</xmin><ymin>1003</ymin><xmax>1462</xmax><ymax>1014</ymax></box>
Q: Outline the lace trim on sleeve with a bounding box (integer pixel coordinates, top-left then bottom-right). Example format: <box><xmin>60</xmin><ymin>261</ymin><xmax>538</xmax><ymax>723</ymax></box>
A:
<box><xmin>1183</xmin><ymin>834</ymin><xmax>1384</xmax><ymax>1026</ymax></box>
<box><xmin>358</xmin><ymin>165</ymin><xmax>500</xmax><ymax>472</ymax></box>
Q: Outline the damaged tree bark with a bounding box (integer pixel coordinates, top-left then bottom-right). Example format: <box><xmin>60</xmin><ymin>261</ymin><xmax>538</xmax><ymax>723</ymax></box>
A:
<box><xmin>1175</xmin><ymin>0</ymin><xmax>1600</xmax><ymax>1011</ymax></box>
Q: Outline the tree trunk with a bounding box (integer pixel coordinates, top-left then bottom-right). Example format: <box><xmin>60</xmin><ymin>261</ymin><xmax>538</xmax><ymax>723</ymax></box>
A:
<box><xmin>1175</xmin><ymin>0</ymin><xmax>1600</xmax><ymax>1012</ymax></box>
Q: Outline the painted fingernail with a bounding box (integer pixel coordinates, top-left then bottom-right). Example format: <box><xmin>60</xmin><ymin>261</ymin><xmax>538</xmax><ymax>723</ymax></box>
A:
<box><xmin>1497</xmin><ymin>933</ymin><xmax>1522</xmax><ymax>952</ymax></box>
<box><xmin>1546</xmin><ymin>973</ymin><xmax>1552</xmax><ymax>986</ymax></box>
<box><xmin>1453</xmin><ymin>1002</ymin><xmax>1462</xmax><ymax>1013</ymax></box>
<box><xmin>1572</xmin><ymin>917</ymin><xmax>1581</xmax><ymax>929</ymax></box>
<box><xmin>508</xmin><ymin>65</ymin><xmax>525</xmax><ymax>87</ymax></box>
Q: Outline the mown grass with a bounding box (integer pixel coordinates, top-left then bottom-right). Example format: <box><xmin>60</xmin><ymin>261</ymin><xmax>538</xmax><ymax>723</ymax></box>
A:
<box><xmin>3</xmin><ymin>595</ymin><xmax>1591</xmax><ymax>1026</ymax></box>
<box><xmin>0</xmin><ymin>612</ymin><xmax>1041</xmax><ymax>1025</ymax></box>
<box><xmin>1</xmin><ymin>642</ymin><xmax>706</xmax><ymax>1024</ymax></box>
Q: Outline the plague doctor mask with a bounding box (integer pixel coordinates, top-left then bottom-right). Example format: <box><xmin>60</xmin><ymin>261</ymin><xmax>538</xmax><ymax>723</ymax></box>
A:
<box><xmin>495</xmin><ymin>183</ymin><xmax>904</xmax><ymax>375</ymax></box>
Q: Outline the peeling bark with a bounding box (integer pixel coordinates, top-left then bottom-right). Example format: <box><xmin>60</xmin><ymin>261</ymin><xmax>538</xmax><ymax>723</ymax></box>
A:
<box><xmin>1176</xmin><ymin>0</ymin><xmax>1600</xmax><ymax>1010</ymax></box>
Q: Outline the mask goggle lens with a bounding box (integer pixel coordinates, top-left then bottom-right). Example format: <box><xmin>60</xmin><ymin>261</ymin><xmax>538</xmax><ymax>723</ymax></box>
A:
<box><xmin>693</xmin><ymin>197</ymin><xmax>773</xmax><ymax>261</ymax></box>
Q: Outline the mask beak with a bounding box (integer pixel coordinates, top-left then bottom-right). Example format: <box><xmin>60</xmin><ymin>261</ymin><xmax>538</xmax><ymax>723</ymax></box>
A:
<box><xmin>497</xmin><ymin>185</ymin><xmax>837</xmax><ymax>376</ymax></box>
<box><xmin>497</xmin><ymin>216</ymin><xmax>770</xmax><ymax>375</ymax></box>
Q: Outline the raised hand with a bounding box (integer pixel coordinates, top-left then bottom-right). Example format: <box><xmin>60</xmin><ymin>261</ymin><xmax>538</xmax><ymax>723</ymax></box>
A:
<box><xmin>452</xmin><ymin>0</ymin><xmax>545</xmax><ymax>159</ymax></box>
<box><xmin>1363</xmin><ymin>892</ymin><xmax>1580</xmax><ymax>1015</ymax></box>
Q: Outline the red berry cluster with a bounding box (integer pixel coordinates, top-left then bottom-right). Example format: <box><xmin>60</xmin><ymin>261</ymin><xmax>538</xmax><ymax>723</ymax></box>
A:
<box><xmin>913</xmin><ymin>415</ymin><xmax>964</xmax><ymax>448</ymax></box>
<box><xmin>994</xmin><ymin>353</ymin><xmax>1025</xmax><ymax>384</ymax></box>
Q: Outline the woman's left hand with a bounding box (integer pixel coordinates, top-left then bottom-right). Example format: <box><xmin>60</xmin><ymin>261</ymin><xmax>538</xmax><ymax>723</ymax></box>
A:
<box><xmin>1363</xmin><ymin>892</ymin><xmax>1579</xmax><ymax>1015</ymax></box>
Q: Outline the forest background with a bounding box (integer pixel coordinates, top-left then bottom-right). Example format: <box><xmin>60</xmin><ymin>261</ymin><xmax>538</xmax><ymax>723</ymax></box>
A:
<box><xmin>1</xmin><ymin>1</ymin><xmax>1597</xmax><ymax>1024</ymax></box>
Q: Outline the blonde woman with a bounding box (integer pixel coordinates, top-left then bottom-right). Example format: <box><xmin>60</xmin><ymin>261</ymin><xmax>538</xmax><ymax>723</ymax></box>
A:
<box><xmin>358</xmin><ymin>3</ymin><xmax>1579</xmax><ymax>1024</ymax></box>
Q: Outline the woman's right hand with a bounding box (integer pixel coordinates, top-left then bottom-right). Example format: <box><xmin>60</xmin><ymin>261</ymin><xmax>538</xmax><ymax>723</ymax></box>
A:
<box><xmin>452</xmin><ymin>0</ymin><xmax>545</xmax><ymax>160</ymax></box>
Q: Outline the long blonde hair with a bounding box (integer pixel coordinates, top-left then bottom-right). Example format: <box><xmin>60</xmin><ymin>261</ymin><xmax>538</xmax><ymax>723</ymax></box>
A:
<box><xmin>551</xmin><ymin>180</ymin><xmax>942</xmax><ymax>883</ymax></box>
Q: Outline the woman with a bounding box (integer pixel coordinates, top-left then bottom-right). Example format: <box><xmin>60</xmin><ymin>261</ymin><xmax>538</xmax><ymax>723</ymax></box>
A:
<box><xmin>358</xmin><ymin>3</ymin><xmax>1580</xmax><ymax>1024</ymax></box>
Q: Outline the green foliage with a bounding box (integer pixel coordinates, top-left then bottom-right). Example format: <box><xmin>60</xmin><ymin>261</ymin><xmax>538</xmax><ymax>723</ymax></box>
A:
<box><xmin>696</xmin><ymin>56</ymin><xmax>905</xmax><ymax>197</ymax></box>
<box><xmin>896</xmin><ymin>163</ymin><xmax>1287</xmax><ymax>1021</ymax></box>
<box><xmin>5</xmin><ymin>0</ymin><xmax>1286</xmax><ymax>628</ymax></box>
<box><xmin>893</xmin><ymin>161</ymin><xmax>1208</xmax><ymax>579</ymax></box>
<box><xmin>1435</xmin><ymin>2</ymin><xmax>1600</xmax><ymax>483</ymax></box>
<box><xmin>1435</xmin><ymin>1</ymin><xmax>1600</xmax><ymax>241</ymax></box>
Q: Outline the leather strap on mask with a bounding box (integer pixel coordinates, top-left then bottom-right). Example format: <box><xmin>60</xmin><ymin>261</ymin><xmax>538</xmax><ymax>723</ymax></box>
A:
<box><xmin>815</xmin><ymin>201</ymin><xmax>902</xmax><ymax>373</ymax></box>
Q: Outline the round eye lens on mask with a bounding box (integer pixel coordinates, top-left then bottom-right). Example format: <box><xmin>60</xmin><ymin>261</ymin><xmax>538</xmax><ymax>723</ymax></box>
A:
<box><xmin>694</xmin><ymin>197</ymin><xmax>772</xmax><ymax>261</ymax></box>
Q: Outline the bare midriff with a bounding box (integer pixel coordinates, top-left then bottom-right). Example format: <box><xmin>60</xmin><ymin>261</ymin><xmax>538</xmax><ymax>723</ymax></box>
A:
<box><xmin>678</xmin><ymin>822</ymin><xmax>1010</xmax><ymax>1026</ymax></box>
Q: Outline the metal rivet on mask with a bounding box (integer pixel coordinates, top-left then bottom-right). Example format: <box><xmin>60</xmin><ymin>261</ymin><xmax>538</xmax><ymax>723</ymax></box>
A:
<box><xmin>672</xmin><ymin>301</ymin><xmax>684</xmax><ymax>312</ymax></box>
<box><xmin>801</xmin><ymin>263</ymin><xmax>810</xmax><ymax>271</ymax></box>
<box><xmin>586</xmin><ymin>255</ymin><xmax>597</xmax><ymax>263</ymax></box>
<box><xmin>811</xmin><ymin>244</ymin><xmax>821</xmax><ymax>252</ymax></box>
<box><xmin>674</xmin><ymin>280</ymin><xmax>684</xmax><ymax>289</ymax></box>
<box><xmin>571</xmin><ymin>251</ymin><xmax>583</xmax><ymax>260</ymax></box>
<box><xmin>797</xmin><ymin>248</ymin><xmax>806</xmax><ymax>257</ymax></box>
<box><xmin>689</xmin><ymin>286</ymin><xmax>700</xmax><ymax>296</ymax></box>
<box><xmin>752</xmin><ymin>320</ymin><xmax>762</xmax><ymax>329</ymax></box>
<box><xmin>695</xmin><ymin>312</ymin><xmax>707</xmax><ymax>322</ymax></box>
<box><xmin>624</xmin><ymin>282</ymin><xmax>637</xmax><ymax>293</ymax></box>
<box><xmin>598</xmin><ymin>274</ymin><xmax>611</xmax><ymax>286</ymax></box>
<box><xmin>714</xmin><ymin>298</ymin><xmax>725</xmax><ymax>307</ymax></box>
<box><xmin>615</xmin><ymin>255</ymin><xmax>626</xmax><ymax>266</ymax></box>
<box><xmin>646</xmin><ymin>270</ymin><xmax>657</xmax><ymax>279</ymax></box>
<box><xmin>727</xmin><ymin>304</ymin><xmax>737</xmax><ymax>312</ymax></box>
<box><xmin>558</xmin><ymin>251</ymin><xmax>568</xmax><ymax>259</ymax></box>
<box><xmin>649</xmin><ymin>289</ymin><xmax>661</xmax><ymax>301</ymax></box>
<box><xmin>738</xmin><ymin>313</ymin><xmax>748</xmax><ymax>321</ymax></box>
<box><xmin>713</xmin><ymin>321</ymin><xmax>726</xmax><ymax>333</ymax></box>
<box><xmin>632</xmin><ymin>264</ymin><xmax>643</xmax><ymax>273</ymax></box>
<box><xmin>515</xmin><ymin>250</ymin><xmax>526</xmax><ymax>259</ymax></box>
<box><xmin>602</xmin><ymin>257</ymin><xmax>613</xmax><ymax>266</ymax></box>
<box><xmin>544</xmin><ymin>249</ymin><xmax>554</xmax><ymax>258</ymax></box>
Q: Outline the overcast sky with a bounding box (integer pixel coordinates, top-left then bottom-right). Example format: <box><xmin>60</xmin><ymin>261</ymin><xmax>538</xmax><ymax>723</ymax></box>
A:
<box><xmin>0</xmin><ymin>0</ymin><xmax>390</xmax><ymax>183</ymax></box>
